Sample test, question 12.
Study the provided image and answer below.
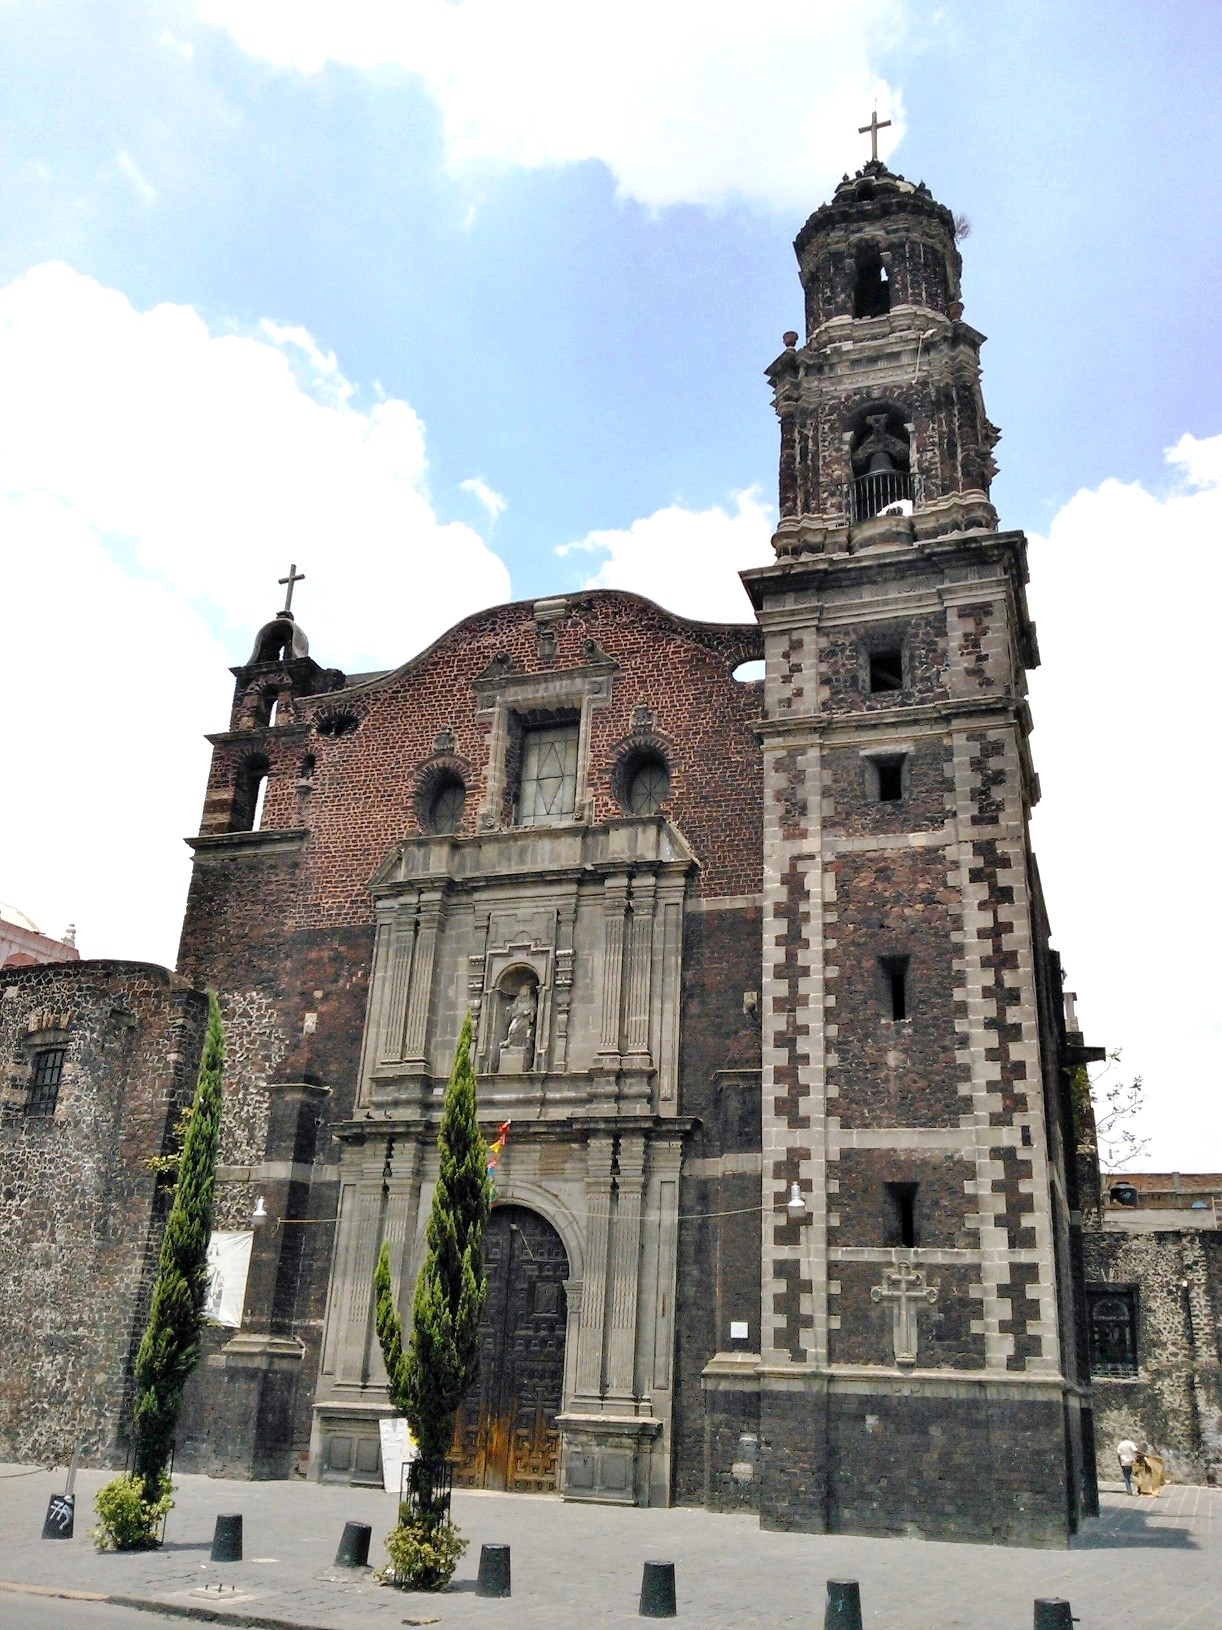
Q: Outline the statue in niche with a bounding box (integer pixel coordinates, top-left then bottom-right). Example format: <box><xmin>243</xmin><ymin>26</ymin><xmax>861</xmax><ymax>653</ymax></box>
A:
<box><xmin>496</xmin><ymin>976</ymin><xmax>538</xmax><ymax>1074</ymax></box>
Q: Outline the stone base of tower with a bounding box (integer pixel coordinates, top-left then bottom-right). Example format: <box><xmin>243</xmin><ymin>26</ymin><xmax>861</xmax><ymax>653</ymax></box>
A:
<box><xmin>704</xmin><ymin>1363</ymin><xmax>1093</xmax><ymax>1547</ymax></box>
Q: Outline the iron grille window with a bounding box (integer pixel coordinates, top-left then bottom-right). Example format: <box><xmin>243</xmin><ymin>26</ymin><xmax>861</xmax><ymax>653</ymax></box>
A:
<box><xmin>28</xmin><ymin>1047</ymin><xmax>66</xmax><ymax>1117</ymax></box>
<box><xmin>1087</xmin><ymin>1287</ymin><xmax>1138</xmax><ymax>1378</ymax></box>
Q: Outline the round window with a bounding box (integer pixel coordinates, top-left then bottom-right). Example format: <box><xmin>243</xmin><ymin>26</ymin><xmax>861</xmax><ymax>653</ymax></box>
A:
<box><xmin>627</xmin><ymin>758</ymin><xmax>669</xmax><ymax>815</ymax></box>
<box><xmin>429</xmin><ymin>778</ymin><xmax>466</xmax><ymax>835</ymax></box>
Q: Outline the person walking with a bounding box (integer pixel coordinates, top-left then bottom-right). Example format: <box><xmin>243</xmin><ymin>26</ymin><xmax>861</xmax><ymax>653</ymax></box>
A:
<box><xmin>1117</xmin><ymin>1435</ymin><xmax>1139</xmax><ymax>1494</ymax></box>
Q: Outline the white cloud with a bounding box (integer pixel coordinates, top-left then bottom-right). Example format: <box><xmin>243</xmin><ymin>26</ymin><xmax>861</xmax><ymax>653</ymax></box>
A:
<box><xmin>117</xmin><ymin>149</ymin><xmax>158</xmax><ymax>204</ymax></box>
<box><xmin>460</xmin><ymin>476</ymin><xmax>507</xmax><ymax>525</ymax></box>
<box><xmin>0</xmin><ymin>263</ymin><xmax>512</xmax><ymax>963</ymax></box>
<box><xmin>559</xmin><ymin>487</ymin><xmax>774</xmax><ymax>621</ymax></box>
<box><xmin>190</xmin><ymin>0</ymin><xmax>908</xmax><ymax>212</ymax></box>
<box><xmin>1027</xmin><ymin>433</ymin><xmax>1222</xmax><ymax>1170</ymax></box>
<box><xmin>0</xmin><ymin>494</ymin><xmax>228</xmax><ymax>966</ymax></box>
<box><xmin>0</xmin><ymin>263</ymin><xmax>510</xmax><ymax>671</ymax></box>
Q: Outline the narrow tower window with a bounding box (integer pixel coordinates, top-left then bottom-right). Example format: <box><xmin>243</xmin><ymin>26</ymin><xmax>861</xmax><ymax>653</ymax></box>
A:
<box><xmin>885</xmin><ymin>1182</ymin><xmax>919</xmax><ymax>1248</ymax></box>
<box><xmin>881</xmin><ymin>955</ymin><xmax>910</xmax><ymax>1021</ymax></box>
<box><xmin>869</xmin><ymin>648</ymin><xmax>904</xmax><ymax>693</ymax></box>
<box><xmin>874</xmin><ymin>755</ymin><xmax>905</xmax><ymax>802</ymax></box>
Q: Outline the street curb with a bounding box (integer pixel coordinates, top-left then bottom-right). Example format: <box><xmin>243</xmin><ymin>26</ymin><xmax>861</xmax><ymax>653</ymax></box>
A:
<box><xmin>0</xmin><ymin>1577</ymin><xmax>337</xmax><ymax>1630</ymax></box>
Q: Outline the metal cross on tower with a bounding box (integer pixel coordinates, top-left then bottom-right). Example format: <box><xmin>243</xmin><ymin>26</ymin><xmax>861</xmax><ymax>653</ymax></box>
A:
<box><xmin>858</xmin><ymin>108</ymin><xmax>892</xmax><ymax>164</ymax></box>
<box><xmin>278</xmin><ymin>562</ymin><xmax>305</xmax><ymax>615</ymax></box>
<box><xmin>870</xmin><ymin>1260</ymin><xmax>938</xmax><ymax>1367</ymax></box>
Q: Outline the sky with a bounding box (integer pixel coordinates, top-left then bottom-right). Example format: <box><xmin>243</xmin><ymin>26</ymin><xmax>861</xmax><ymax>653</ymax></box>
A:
<box><xmin>1</xmin><ymin>0</ymin><xmax>1219</xmax><ymax>1169</ymax></box>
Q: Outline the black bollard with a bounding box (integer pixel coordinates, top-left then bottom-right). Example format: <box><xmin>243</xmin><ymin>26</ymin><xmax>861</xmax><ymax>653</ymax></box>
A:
<box><xmin>1034</xmin><ymin>1601</ymin><xmax>1074</xmax><ymax>1630</ymax></box>
<box><xmin>41</xmin><ymin>1493</ymin><xmax>75</xmax><ymax>1540</ymax></box>
<box><xmin>211</xmin><ymin>1513</ymin><xmax>243</xmax><ymax>1562</ymax></box>
<box><xmin>825</xmin><ymin>1579</ymin><xmax>863</xmax><ymax>1630</ymax></box>
<box><xmin>639</xmin><ymin>1559</ymin><xmax>677</xmax><ymax>1618</ymax></box>
<box><xmin>335</xmin><ymin>1520</ymin><xmax>372</xmax><ymax>1568</ymax></box>
<box><xmin>476</xmin><ymin>1542</ymin><xmax>512</xmax><ymax>1598</ymax></box>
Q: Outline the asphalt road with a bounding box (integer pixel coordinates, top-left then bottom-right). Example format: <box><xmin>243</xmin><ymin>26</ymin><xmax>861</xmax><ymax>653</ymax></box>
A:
<box><xmin>0</xmin><ymin>1599</ymin><xmax>193</xmax><ymax>1630</ymax></box>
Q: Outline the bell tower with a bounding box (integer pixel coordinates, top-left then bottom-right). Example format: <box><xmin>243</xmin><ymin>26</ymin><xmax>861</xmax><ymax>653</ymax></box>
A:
<box><xmin>737</xmin><ymin>156</ymin><xmax>1093</xmax><ymax>1544</ymax></box>
<box><xmin>770</xmin><ymin>157</ymin><xmax>998</xmax><ymax>555</ymax></box>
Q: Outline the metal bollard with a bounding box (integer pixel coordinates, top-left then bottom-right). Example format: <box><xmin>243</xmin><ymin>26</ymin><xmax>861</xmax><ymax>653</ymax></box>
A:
<box><xmin>639</xmin><ymin>1559</ymin><xmax>677</xmax><ymax>1618</ymax></box>
<box><xmin>211</xmin><ymin>1513</ymin><xmax>243</xmax><ymax>1562</ymax></box>
<box><xmin>476</xmin><ymin>1542</ymin><xmax>512</xmax><ymax>1597</ymax></box>
<box><xmin>824</xmin><ymin>1579</ymin><xmax>863</xmax><ymax>1630</ymax></box>
<box><xmin>1034</xmin><ymin>1600</ymin><xmax>1075</xmax><ymax>1630</ymax></box>
<box><xmin>335</xmin><ymin>1520</ymin><xmax>372</xmax><ymax>1568</ymax></box>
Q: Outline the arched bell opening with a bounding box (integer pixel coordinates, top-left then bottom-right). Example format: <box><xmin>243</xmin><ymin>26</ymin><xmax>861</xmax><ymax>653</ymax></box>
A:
<box><xmin>849</xmin><ymin>405</ymin><xmax>912</xmax><ymax>522</ymax></box>
<box><xmin>451</xmin><ymin>1204</ymin><xmax>570</xmax><ymax>1493</ymax></box>
<box><xmin>852</xmin><ymin>241</ymin><xmax>891</xmax><ymax>319</ymax></box>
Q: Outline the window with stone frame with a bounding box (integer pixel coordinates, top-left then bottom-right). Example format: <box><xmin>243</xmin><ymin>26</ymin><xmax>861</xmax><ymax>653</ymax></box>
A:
<box><xmin>516</xmin><ymin>722</ymin><xmax>580</xmax><ymax>826</ymax></box>
<box><xmin>1086</xmin><ymin>1286</ymin><xmax>1139</xmax><ymax>1378</ymax></box>
<box><xmin>28</xmin><ymin>1046</ymin><xmax>65</xmax><ymax>1116</ymax></box>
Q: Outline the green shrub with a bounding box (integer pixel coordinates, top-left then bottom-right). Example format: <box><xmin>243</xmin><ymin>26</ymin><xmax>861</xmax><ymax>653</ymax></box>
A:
<box><xmin>378</xmin><ymin>1515</ymin><xmax>468</xmax><ymax>1591</ymax></box>
<box><xmin>90</xmin><ymin>1472</ymin><xmax>173</xmax><ymax>1551</ymax></box>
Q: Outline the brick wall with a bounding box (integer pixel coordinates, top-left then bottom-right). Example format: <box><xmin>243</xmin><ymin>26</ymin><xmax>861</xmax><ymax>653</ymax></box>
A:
<box><xmin>176</xmin><ymin>591</ymin><xmax>766</xmax><ymax>1479</ymax></box>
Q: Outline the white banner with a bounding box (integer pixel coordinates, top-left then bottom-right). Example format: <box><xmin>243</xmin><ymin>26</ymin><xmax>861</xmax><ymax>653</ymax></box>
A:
<box><xmin>203</xmin><ymin>1230</ymin><xmax>254</xmax><ymax>1329</ymax></box>
<box><xmin>379</xmin><ymin>1416</ymin><xmax>418</xmax><ymax>1495</ymax></box>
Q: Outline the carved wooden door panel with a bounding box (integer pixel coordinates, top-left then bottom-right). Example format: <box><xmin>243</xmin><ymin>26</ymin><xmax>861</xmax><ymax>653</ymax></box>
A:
<box><xmin>452</xmin><ymin>1205</ymin><xmax>568</xmax><ymax>1493</ymax></box>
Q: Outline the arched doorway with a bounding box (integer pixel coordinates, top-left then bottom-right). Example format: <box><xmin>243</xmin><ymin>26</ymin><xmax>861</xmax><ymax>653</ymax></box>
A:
<box><xmin>452</xmin><ymin>1204</ymin><xmax>569</xmax><ymax>1492</ymax></box>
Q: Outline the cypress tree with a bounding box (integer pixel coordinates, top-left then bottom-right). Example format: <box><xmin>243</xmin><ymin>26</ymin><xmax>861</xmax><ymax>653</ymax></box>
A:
<box><xmin>375</xmin><ymin>1011</ymin><xmax>490</xmax><ymax>1488</ymax></box>
<box><xmin>130</xmin><ymin>991</ymin><xmax>225</xmax><ymax>1500</ymax></box>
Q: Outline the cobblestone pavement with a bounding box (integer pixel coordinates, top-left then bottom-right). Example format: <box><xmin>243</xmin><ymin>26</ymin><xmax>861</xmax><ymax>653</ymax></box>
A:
<box><xmin>0</xmin><ymin>1466</ymin><xmax>1216</xmax><ymax>1630</ymax></box>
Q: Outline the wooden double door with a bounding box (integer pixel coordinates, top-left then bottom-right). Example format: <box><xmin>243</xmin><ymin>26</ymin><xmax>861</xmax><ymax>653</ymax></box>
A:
<box><xmin>452</xmin><ymin>1205</ymin><xmax>569</xmax><ymax>1493</ymax></box>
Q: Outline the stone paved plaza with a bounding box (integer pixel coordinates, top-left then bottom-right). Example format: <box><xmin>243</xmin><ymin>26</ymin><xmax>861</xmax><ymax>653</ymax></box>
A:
<box><xmin>0</xmin><ymin>1467</ymin><xmax>1217</xmax><ymax>1630</ymax></box>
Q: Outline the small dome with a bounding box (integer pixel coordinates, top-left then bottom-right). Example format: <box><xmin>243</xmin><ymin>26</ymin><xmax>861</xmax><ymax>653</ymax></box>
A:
<box><xmin>248</xmin><ymin>613</ymin><xmax>309</xmax><ymax>665</ymax></box>
<box><xmin>0</xmin><ymin>901</ymin><xmax>39</xmax><ymax>932</ymax></box>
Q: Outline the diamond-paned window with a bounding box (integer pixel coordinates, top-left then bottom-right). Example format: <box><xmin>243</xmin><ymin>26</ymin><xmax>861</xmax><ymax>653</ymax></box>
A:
<box><xmin>518</xmin><ymin>725</ymin><xmax>579</xmax><ymax>825</ymax></box>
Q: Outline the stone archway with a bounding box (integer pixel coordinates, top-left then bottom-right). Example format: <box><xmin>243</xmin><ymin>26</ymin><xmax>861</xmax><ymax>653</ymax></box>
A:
<box><xmin>452</xmin><ymin>1204</ymin><xmax>569</xmax><ymax>1493</ymax></box>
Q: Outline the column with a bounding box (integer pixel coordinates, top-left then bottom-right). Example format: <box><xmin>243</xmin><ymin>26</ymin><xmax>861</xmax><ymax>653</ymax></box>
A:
<box><xmin>624</xmin><ymin>874</ymin><xmax>656</xmax><ymax>1066</ymax></box>
<box><xmin>402</xmin><ymin>889</ymin><xmax>446</xmax><ymax>1067</ymax></box>
<box><xmin>606</xmin><ymin>1133</ymin><xmax>647</xmax><ymax>1400</ymax></box>
<box><xmin>575</xmin><ymin>1134</ymin><xmax>615</xmax><ymax>1398</ymax></box>
<box><xmin>380</xmin><ymin>896</ymin><xmax>418</xmax><ymax>1064</ymax></box>
<box><xmin>595</xmin><ymin>875</ymin><xmax>629</xmax><ymax>1069</ymax></box>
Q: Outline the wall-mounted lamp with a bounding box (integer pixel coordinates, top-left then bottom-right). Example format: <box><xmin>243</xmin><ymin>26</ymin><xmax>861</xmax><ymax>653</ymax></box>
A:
<box><xmin>787</xmin><ymin>1182</ymin><xmax>808</xmax><ymax>1220</ymax></box>
<box><xmin>251</xmin><ymin>1195</ymin><xmax>268</xmax><ymax>1225</ymax></box>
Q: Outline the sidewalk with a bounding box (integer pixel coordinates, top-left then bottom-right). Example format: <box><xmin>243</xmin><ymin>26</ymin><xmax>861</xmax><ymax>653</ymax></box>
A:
<box><xmin>0</xmin><ymin>1465</ymin><xmax>1217</xmax><ymax>1630</ymax></box>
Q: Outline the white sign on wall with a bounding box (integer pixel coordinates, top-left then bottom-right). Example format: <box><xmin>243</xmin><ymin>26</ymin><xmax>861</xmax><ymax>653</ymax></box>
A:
<box><xmin>203</xmin><ymin>1230</ymin><xmax>254</xmax><ymax>1329</ymax></box>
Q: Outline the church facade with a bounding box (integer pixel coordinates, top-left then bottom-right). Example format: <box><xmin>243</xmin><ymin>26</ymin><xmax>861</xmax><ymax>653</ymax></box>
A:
<box><xmin>4</xmin><ymin>160</ymin><xmax>1103</xmax><ymax>1545</ymax></box>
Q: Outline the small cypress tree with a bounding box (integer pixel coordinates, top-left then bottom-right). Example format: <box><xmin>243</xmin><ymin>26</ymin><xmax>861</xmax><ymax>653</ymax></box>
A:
<box><xmin>130</xmin><ymin>991</ymin><xmax>225</xmax><ymax>1500</ymax></box>
<box><xmin>375</xmin><ymin>1012</ymin><xmax>490</xmax><ymax>1489</ymax></box>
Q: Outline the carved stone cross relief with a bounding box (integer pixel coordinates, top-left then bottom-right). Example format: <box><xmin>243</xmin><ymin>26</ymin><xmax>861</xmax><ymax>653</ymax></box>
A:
<box><xmin>870</xmin><ymin>1260</ymin><xmax>938</xmax><ymax>1367</ymax></box>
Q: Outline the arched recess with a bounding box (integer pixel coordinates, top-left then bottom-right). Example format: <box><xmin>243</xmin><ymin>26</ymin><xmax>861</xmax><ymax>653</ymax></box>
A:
<box><xmin>449</xmin><ymin>1203</ymin><xmax>572</xmax><ymax>1493</ymax></box>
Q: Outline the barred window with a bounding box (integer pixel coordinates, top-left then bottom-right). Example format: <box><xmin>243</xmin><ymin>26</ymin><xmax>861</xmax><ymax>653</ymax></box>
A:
<box><xmin>28</xmin><ymin>1047</ymin><xmax>66</xmax><ymax>1117</ymax></box>
<box><xmin>1087</xmin><ymin>1287</ymin><xmax>1138</xmax><ymax>1379</ymax></box>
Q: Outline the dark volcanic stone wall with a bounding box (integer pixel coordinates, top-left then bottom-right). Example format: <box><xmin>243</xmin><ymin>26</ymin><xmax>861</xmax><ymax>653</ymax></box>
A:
<box><xmin>0</xmin><ymin>963</ymin><xmax>206</xmax><ymax>1465</ymax></box>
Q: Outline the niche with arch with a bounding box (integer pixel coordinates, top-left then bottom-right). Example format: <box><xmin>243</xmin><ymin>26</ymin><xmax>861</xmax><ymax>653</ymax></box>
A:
<box><xmin>494</xmin><ymin>967</ymin><xmax>540</xmax><ymax>1075</ymax></box>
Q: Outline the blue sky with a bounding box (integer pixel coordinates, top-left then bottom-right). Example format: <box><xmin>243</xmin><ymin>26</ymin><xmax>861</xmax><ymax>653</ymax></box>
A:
<box><xmin>1</xmin><ymin>0</ymin><xmax>1219</xmax><ymax>1166</ymax></box>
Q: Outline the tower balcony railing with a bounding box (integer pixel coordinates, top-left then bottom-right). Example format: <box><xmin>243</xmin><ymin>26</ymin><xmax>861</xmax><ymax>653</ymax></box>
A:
<box><xmin>850</xmin><ymin>470</ymin><xmax>913</xmax><ymax>523</ymax></box>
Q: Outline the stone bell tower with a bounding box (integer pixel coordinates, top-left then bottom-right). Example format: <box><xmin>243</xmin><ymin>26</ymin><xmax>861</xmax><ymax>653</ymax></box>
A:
<box><xmin>736</xmin><ymin>155</ymin><xmax>1094</xmax><ymax>1544</ymax></box>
